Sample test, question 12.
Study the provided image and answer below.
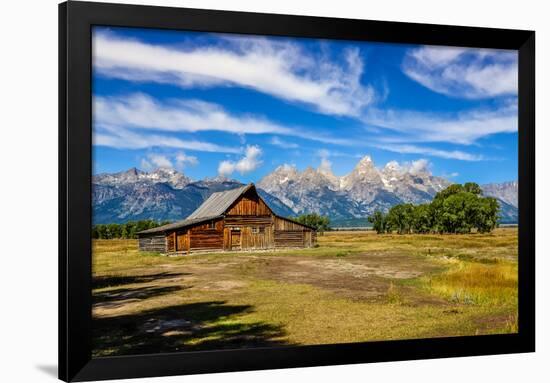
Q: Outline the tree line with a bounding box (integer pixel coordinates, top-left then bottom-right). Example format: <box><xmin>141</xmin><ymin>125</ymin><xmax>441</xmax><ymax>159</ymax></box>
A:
<box><xmin>368</xmin><ymin>183</ymin><xmax>500</xmax><ymax>234</ymax></box>
<box><xmin>92</xmin><ymin>220</ymin><xmax>171</xmax><ymax>239</ymax></box>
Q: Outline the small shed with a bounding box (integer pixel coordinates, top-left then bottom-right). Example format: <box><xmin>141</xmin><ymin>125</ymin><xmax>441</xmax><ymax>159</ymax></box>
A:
<box><xmin>137</xmin><ymin>183</ymin><xmax>316</xmax><ymax>254</ymax></box>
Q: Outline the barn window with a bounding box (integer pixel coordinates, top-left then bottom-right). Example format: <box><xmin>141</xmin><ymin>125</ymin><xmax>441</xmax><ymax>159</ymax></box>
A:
<box><xmin>252</xmin><ymin>226</ymin><xmax>265</xmax><ymax>234</ymax></box>
<box><xmin>208</xmin><ymin>221</ymin><xmax>215</xmax><ymax>229</ymax></box>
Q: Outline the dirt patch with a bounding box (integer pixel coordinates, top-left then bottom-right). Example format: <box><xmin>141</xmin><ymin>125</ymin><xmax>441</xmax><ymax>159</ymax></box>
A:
<box><xmin>93</xmin><ymin>251</ymin><xmax>445</xmax><ymax>306</ymax></box>
<box><xmin>200</xmin><ymin>280</ymin><xmax>247</xmax><ymax>291</ymax></box>
<box><xmin>245</xmin><ymin>253</ymin><xmax>443</xmax><ymax>302</ymax></box>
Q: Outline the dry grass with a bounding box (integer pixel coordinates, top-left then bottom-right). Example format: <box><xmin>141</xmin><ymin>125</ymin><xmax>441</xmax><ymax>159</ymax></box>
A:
<box><xmin>418</xmin><ymin>261</ymin><xmax>517</xmax><ymax>306</ymax></box>
<box><xmin>92</xmin><ymin>228</ymin><xmax>518</xmax><ymax>357</ymax></box>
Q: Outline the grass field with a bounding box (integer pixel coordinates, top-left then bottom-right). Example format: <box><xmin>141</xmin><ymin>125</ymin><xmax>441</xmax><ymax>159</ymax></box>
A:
<box><xmin>92</xmin><ymin>228</ymin><xmax>518</xmax><ymax>357</ymax></box>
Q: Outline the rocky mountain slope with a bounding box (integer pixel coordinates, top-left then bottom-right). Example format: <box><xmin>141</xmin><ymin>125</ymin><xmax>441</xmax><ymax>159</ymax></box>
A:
<box><xmin>92</xmin><ymin>168</ymin><xmax>294</xmax><ymax>224</ymax></box>
<box><xmin>481</xmin><ymin>181</ymin><xmax>518</xmax><ymax>223</ymax></box>
<box><xmin>257</xmin><ymin>156</ymin><xmax>451</xmax><ymax>219</ymax></box>
<box><xmin>93</xmin><ymin>160</ymin><xmax>519</xmax><ymax>225</ymax></box>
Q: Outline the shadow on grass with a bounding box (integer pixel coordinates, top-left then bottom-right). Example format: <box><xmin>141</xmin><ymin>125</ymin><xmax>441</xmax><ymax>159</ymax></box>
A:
<box><xmin>93</xmin><ymin>301</ymin><xmax>291</xmax><ymax>357</ymax></box>
<box><xmin>93</xmin><ymin>285</ymin><xmax>191</xmax><ymax>309</ymax></box>
<box><xmin>92</xmin><ymin>272</ymin><xmax>190</xmax><ymax>289</ymax></box>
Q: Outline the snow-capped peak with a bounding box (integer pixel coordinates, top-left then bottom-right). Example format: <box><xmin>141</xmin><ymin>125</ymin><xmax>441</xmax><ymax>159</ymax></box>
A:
<box><xmin>93</xmin><ymin>167</ymin><xmax>191</xmax><ymax>189</ymax></box>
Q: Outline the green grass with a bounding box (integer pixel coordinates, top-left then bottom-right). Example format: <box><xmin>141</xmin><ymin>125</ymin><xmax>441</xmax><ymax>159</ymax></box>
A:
<box><xmin>92</xmin><ymin>228</ymin><xmax>518</xmax><ymax>357</ymax></box>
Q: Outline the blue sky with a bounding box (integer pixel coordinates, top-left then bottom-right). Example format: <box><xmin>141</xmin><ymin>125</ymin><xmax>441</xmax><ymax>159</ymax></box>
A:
<box><xmin>92</xmin><ymin>26</ymin><xmax>518</xmax><ymax>184</ymax></box>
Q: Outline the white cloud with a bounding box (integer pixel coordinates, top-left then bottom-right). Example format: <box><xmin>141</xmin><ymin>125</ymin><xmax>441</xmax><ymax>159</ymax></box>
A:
<box><xmin>94</xmin><ymin>93</ymin><xmax>293</xmax><ymax>135</ymax></box>
<box><xmin>218</xmin><ymin>145</ymin><xmax>263</xmax><ymax>176</ymax></box>
<box><xmin>140</xmin><ymin>152</ymin><xmax>198</xmax><ymax>171</ymax></box>
<box><xmin>403</xmin><ymin>46</ymin><xmax>518</xmax><ymax>99</ymax></box>
<box><xmin>140</xmin><ymin>154</ymin><xmax>173</xmax><ymax>171</ymax></box>
<box><xmin>93</xmin><ymin>124</ymin><xmax>240</xmax><ymax>153</ymax></box>
<box><xmin>376</xmin><ymin>143</ymin><xmax>484</xmax><ymax>161</ymax></box>
<box><xmin>270</xmin><ymin>136</ymin><xmax>299</xmax><ymax>149</ymax></box>
<box><xmin>408</xmin><ymin>159</ymin><xmax>430</xmax><ymax>175</ymax></box>
<box><xmin>317</xmin><ymin>149</ymin><xmax>334</xmax><ymax>174</ymax></box>
<box><xmin>362</xmin><ymin>103</ymin><xmax>517</xmax><ymax>145</ymax></box>
<box><xmin>94</xmin><ymin>93</ymin><xmax>355</xmax><ymax>147</ymax></box>
<box><xmin>384</xmin><ymin>159</ymin><xmax>431</xmax><ymax>175</ymax></box>
<box><xmin>175</xmin><ymin>152</ymin><xmax>198</xmax><ymax>169</ymax></box>
<box><xmin>93</xmin><ymin>32</ymin><xmax>375</xmax><ymax>116</ymax></box>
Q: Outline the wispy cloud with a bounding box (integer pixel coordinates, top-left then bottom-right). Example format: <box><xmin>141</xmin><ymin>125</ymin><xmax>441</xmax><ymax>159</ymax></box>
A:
<box><xmin>92</xmin><ymin>33</ymin><xmax>518</xmax><ymax>165</ymax></box>
<box><xmin>175</xmin><ymin>152</ymin><xmax>198</xmax><ymax>169</ymax></box>
<box><xmin>139</xmin><ymin>152</ymin><xmax>198</xmax><ymax>171</ymax></box>
<box><xmin>362</xmin><ymin>103</ymin><xmax>517</xmax><ymax>145</ymax></box>
<box><xmin>218</xmin><ymin>145</ymin><xmax>263</xmax><ymax>176</ymax></box>
<box><xmin>94</xmin><ymin>93</ymin><xmax>355</xmax><ymax>147</ymax></box>
<box><xmin>402</xmin><ymin>46</ymin><xmax>517</xmax><ymax>99</ymax></box>
<box><xmin>269</xmin><ymin>136</ymin><xmax>299</xmax><ymax>149</ymax></box>
<box><xmin>93</xmin><ymin>124</ymin><xmax>240</xmax><ymax>153</ymax></box>
<box><xmin>140</xmin><ymin>154</ymin><xmax>173</xmax><ymax>170</ymax></box>
<box><xmin>375</xmin><ymin>143</ymin><xmax>484</xmax><ymax>161</ymax></box>
<box><xmin>441</xmin><ymin>171</ymin><xmax>459</xmax><ymax>178</ymax></box>
<box><xmin>93</xmin><ymin>32</ymin><xmax>375</xmax><ymax>116</ymax></box>
<box><xmin>94</xmin><ymin>93</ymin><xmax>294</xmax><ymax>135</ymax></box>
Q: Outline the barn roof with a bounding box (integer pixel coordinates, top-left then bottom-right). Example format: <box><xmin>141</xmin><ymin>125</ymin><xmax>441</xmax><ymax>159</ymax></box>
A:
<box><xmin>136</xmin><ymin>215</ymin><xmax>222</xmax><ymax>234</ymax></box>
<box><xmin>136</xmin><ymin>184</ymin><xmax>255</xmax><ymax>235</ymax></box>
<box><xmin>137</xmin><ymin>183</ymin><xmax>317</xmax><ymax>235</ymax></box>
<box><xmin>187</xmin><ymin>183</ymin><xmax>257</xmax><ymax>219</ymax></box>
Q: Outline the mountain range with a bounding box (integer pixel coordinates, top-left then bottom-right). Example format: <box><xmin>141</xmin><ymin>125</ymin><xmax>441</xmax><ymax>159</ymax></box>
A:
<box><xmin>92</xmin><ymin>157</ymin><xmax>519</xmax><ymax>225</ymax></box>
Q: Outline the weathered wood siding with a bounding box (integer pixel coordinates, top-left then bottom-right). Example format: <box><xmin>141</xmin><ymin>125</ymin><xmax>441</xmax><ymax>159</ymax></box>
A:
<box><xmin>223</xmin><ymin>215</ymin><xmax>273</xmax><ymax>250</ymax></box>
<box><xmin>224</xmin><ymin>216</ymin><xmax>272</xmax><ymax>226</ymax></box>
<box><xmin>274</xmin><ymin>216</ymin><xmax>308</xmax><ymax>231</ymax></box>
<box><xmin>166</xmin><ymin>232</ymin><xmax>176</xmax><ymax>252</ymax></box>
<box><xmin>274</xmin><ymin>230</ymin><xmax>304</xmax><ymax>247</ymax></box>
<box><xmin>175</xmin><ymin>229</ymin><xmax>189</xmax><ymax>252</ymax></box>
<box><xmin>226</xmin><ymin>189</ymin><xmax>272</xmax><ymax>216</ymax></box>
<box><xmin>223</xmin><ymin>226</ymin><xmax>274</xmax><ymax>250</ymax></box>
<box><xmin>188</xmin><ymin>219</ymin><xmax>224</xmax><ymax>251</ymax></box>
<box><xmin>273</xmin><ymin>216</ymin><xmax>316</xmax><ymax>248</ymax></box>
<box><xmin>304</xmin><ymin>230</ymin><xmax>317</xmax><ymax>247</ymax></box>
<box><xmin>138</xmin><ymin>233</ymin><xmax>166</xmax><ymax>253</ymax></box>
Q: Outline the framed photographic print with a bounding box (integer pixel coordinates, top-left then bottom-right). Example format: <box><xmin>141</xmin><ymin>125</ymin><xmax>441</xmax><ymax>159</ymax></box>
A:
<box><xmin>59</xmin><ymin>1</ymin><xmax>535</xmax><ymax>381</ymax></box>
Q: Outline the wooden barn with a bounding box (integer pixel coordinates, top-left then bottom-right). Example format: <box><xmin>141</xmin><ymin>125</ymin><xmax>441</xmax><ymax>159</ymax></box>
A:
<box><xmin>136</xmin><ymin>183</ymin><xmax>316</xmax><ymax>254</ymax></box>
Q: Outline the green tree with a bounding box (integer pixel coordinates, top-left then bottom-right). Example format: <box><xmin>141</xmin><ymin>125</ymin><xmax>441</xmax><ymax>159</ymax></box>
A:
<box><xmin>433</xmin><ymin>183</ymin><xmax>464</xmax><ymax>201</ymax></box>
<box><xmin>464</xmin><ymin>182</ymin><xmax>482</xmax><ymax>195</ymax></box>
<box><xmin>474</xmin><ymin>197</ymin><xmax>500</xmax><ymax>233</ymax></box>
<box><xmin>368</xmin><ymin>211</ymin><xmax>387</xmax><ymax>234</ymax></box>
<box><xmin>411</xmin><ymin>204</ymin><xmax>432</xmax><ymax>233</ymax></box>
<box><xmin>120</xmin><ymin>224</ymin><xmax>128</xmax><ymax>239</ymax></box>
<box><xmin>294</xmin><ymin>213</ymin><xmax>331</xmax><ymax>234</ymax></box>
<box><xmin>386</xmin><ymin>203</ymin><xmax>414</xmax><ymax>234</ymax></box>
<box><xmin>440</xmin><ymin>192</ymin><xmax>477</xmax><ymax>233</ymax></box>
<box><xmin>368</xmin><ymin>182</ymin><xmax>499</xmax><ymax>235</ymax></box>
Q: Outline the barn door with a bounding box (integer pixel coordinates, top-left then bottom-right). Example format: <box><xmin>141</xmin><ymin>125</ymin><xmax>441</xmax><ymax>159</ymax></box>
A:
<box><xmin>231</xmin><ymin>229</ymin><xmax>241</xmax><ymax>250</ymax></box>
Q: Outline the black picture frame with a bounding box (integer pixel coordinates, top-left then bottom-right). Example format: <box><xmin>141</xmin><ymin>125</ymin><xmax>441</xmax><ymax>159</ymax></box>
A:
<box><xmin>59</xmin><ymin>1</ymin><xmax>535</xmax><ymax>381</ymax></box>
